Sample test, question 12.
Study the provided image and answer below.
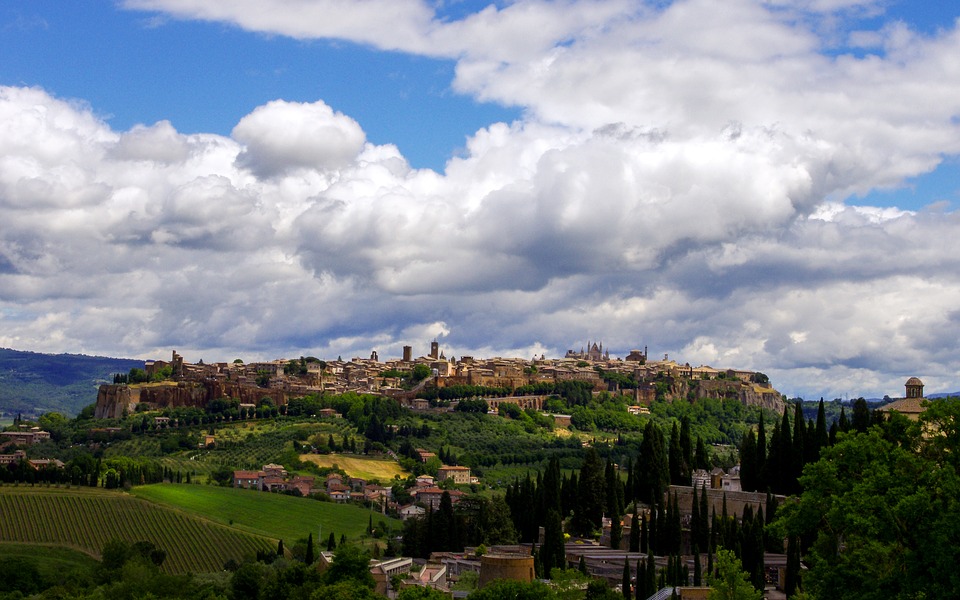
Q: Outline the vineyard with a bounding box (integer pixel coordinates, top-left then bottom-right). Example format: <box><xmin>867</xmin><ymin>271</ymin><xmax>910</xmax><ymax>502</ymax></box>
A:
<box><xmin>0</xmin><ymin>485</ymin><xmax>274</xmax><ymax>573</ymax></box>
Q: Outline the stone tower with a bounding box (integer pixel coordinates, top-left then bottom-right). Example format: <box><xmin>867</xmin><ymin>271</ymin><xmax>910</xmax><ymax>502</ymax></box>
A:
<box><xmin>905</xmin><ymin>377</ymin><xmax>924</xmax><ymax>399</ymax></box>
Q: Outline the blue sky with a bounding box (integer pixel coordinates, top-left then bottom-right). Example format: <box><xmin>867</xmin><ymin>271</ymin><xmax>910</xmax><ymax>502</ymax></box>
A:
<box><xmin>0</xmin><ymin>1</ymin><xmax>520</xmax><ymax>171</ymax></box>
<box><xmin>1</xmin><ymin>0</ymin><xmax>960</xmax><ymax>400</ymax></box>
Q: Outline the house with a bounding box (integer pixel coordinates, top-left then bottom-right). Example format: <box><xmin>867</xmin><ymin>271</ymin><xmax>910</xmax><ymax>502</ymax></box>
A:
<box><xmin>691</xmin><ymin>469</ymin><xmax>710</xmax><ymax>490</ymax></box>
<box><xmin>415</xmin><ymin>487</ymin><xmax>465</xmax><ymax>510</ymax></box>
<box><xmin>437</xmin><ymin>465</ymin><xmax>472</xmax><ymax>485</ymax></box>
<box><xmin>284</xmin><ymin>476</ymin><xmax>315</xmax><ymax>497</ymax></box>
<box><xmin>399</xmin><ymin>504</ymin><xmax>426</xmax><ymax>520</ymax></box>
<box><xmin>416</xmin><ymin>448</ymin><xmax>437</xmax><ymax>463</ymax></box>
<box><xmin>0</xmin><ymin>450</ymin><xmax>26</xmax><ymax>465</ymax></box>
<box><xmin>198</xmin><ymin>434</ymin><xmax>215</xmax><ymax>448</ymax></box>
<box><xmin>415</xmin><ymin>475</ymin><xmax>435</xmax><ymax>487</ymax></box>
<box><xmin>233</xmin><ymin>470</ymin><xmax>263</xmax><ymax>490</ymax></box>
<box><xmin>318</xmin><ymin>408</ymin><xmax>340</xmax><ymax>418</ymax></box>
<box><xmin>28</xmin><ymin>458</ymin><xmax>65</xmax><ymax>469</ymax></box>
<box><xmin>0</xmin><ymin>429</ymin><xmax>51</xmax><ymax>445</ymax></box>
<box><xmin>328</xmin><ymin>489</ymin><xmax>351</xmax><ymax>503</ymax></box>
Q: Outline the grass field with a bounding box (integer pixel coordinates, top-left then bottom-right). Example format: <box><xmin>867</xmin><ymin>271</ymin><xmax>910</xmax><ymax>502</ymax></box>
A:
<box><xmin>130</xmin><ymin>483</ymin><xmax>400</xmax><ymax>546</ymax></box>
<box><xmin>298</xmin><ymin>454</ymin><xmax>408</xmax><ymax>481</ymax></box>
<box><xmin>0</xmin><ymin>485</ymin><xmax>274</xmax><ymax>573</ymax></box>
<box><xmin>0</xmin><ymin>542</ymin><xmax>99</xmax><ymax>582</ymax></box>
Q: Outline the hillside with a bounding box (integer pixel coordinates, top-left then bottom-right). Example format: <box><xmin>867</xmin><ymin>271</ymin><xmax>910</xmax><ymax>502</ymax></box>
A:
<box><xmin>0</xmin><ymin>348</ymin><xmax>141</xmax><ymax>418</ymax></box>
<box><xmin>130</xmin><ymin>484</ymin><xmax>399</xmax><ymax>545</ymax></box>
<box><xmin>0</xmin><ymin>485</ymin><xmax>274</xmax><ymax>573</ymax></box>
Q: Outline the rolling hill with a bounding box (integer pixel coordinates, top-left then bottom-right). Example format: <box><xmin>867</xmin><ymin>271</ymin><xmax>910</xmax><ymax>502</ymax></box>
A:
<box><xmin>0</xmin><ymin>348</ymin><xmax>141</xmax><ymax>418</ymax></box>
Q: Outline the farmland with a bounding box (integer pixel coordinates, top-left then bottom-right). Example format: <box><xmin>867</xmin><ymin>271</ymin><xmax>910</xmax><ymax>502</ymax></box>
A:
<box><xmin>298</xmin><ymin>453</ymin><xmax>408</xmax><ymax>481</ymax></box>
<box><xmin>130</xmin><ymin>483</ymin><xmax>400</xmax><ymax>545</ymax></box>
<box><xmin>0</xmin><ymin>485</ymin><xmax>274</xmax><ymax>573</ymax></box>
<box><xmin>0</xmin><ymin>542</ymin><xmax>99</xmax><ymax>582</ymax></box>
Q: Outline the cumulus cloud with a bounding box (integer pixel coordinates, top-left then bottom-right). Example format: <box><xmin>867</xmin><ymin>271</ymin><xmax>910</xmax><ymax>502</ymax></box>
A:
<box><xmin>232</xmin><ymin>100</ymin><xmax>367</xmax><ymax>178</ymax></box>
<box><xmin>2</xmin><ymin>1</ymin><xmax>960</xmax><ymax>400</ymax></box>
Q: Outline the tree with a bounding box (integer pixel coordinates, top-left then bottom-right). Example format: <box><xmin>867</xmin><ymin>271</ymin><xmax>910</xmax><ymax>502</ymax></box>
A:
<box><xmin>573</xmin><ymin>447</ymin><xmax>606</xmax><ymax>536</ymax></box>
<box><xmin>851</xmin><ymin>398</ymin><xmax>870</xmax><ymax>433</ymax></box>
<box><xmin>323</xmin><ymin>544</ymin><xmax>376</xmax><ymax>588</ymax></box>
<box><xmin>541</xmin><ymin>509</ymin><xmax>566</xmax><ymax>577</ymax></box>
<box><xmin>398</xmin><ymin>587</ymin><xmax>450</xmax><ymax>600</ymax></box>
<box><xmin>708</xmin><ymin>548</ymin><xmax>762</xmax><ymax>600</ymax></box>
<box><xmin>305</xmin><ymin>532</ymin><xmax>315</xmax><ymax>564</ymax></box>
<box><xmin>774</xmin><ymin>410</ymin><xmax>960</xmax><ymax>600</ymax></box>
<box><xmin>467</xmin><ymin>579</ymin><xmax>559</xmax><ymax>600</ymax></box>
<box><xmin>622</xmin><ymin>557</ymin><xmax>632</xmax><ymax>599</ymax></box>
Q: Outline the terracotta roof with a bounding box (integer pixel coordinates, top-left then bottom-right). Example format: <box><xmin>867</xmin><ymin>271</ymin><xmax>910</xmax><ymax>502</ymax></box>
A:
<box><xmin>880</xmin><ymin>396</ymin><xmax>926</xmax><ymax>415</ymax></box>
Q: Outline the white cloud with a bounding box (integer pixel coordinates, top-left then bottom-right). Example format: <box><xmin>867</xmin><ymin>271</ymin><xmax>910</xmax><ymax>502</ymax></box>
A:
<box><xmin>232</xmin><ymin>100</ymin><xmax>367</xmax><ymax>178</ymax></box>
<box><xmin>2</xmin><ymin>0</ymin><xmax>960</xmax><ymax>399</ymax></box>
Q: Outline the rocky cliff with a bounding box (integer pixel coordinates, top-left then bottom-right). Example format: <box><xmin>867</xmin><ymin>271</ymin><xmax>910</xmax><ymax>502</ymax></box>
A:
<box><xmin>95</xmin><ymin>380</ymin><xmax>290</xmax><ymax>419</ymax></box>
<box><xmin>668</xmin><ymin>378</ymin><xmax>785</xmax><ymax>414</ymax></box>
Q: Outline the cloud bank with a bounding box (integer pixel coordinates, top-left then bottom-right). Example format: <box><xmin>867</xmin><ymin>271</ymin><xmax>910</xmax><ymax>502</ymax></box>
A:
<box><xmin>2</xmin><ymin>0</ymin><xmax>960</xmax><ymax>400</ymax></box>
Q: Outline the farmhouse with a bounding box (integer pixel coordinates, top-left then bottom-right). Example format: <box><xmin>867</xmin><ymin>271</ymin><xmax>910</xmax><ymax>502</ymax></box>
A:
<box><xmin>0</xmin><ymin>429</ymin><xmax>51</xmax><ymax>445</ymax></box>
<box><xmin>436</xmin><ymin>465</ymin><xmax>473</xmax><ymax>485</ymax></box>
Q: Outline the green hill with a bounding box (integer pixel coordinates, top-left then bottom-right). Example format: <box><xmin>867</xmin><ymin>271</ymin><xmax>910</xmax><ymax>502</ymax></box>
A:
<box><xmin>131</xmin><ymin>483</ymin><xmax>399</xmax><ymax>546</ymax></box>
<box><xmin>0</xmin><ymin>485</ymin><xmax>274</xmax><ymax>573</ymax></box>
<box><xmin>0</xmin><ymin>347</ymin><xmax>142</xmax><ymax>418</ymax></box>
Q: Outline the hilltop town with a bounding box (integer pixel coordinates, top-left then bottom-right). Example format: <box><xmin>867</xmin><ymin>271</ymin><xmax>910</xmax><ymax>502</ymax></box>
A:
<box><xmin>95</xmin><ymin>342</ymin><xmax>785</xmax><ymax>419</ymax></box>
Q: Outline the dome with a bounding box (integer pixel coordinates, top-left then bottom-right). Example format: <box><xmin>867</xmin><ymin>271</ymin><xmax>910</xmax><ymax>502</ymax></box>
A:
<box><xmin>906</xmin><ymin>377</ymin><xmax>924</xmax><ymax>386</ymax></box>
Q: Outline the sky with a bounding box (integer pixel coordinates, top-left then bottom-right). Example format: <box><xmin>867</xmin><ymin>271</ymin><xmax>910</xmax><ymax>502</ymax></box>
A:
<box><xmin>1</xmin><ymin>0</ymin><xmax>959</xmax><ymax>401</ymax></box>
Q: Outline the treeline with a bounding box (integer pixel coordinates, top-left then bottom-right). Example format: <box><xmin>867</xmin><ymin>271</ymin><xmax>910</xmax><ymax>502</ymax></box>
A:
<box><xmin>401</xmin><ymin>493</ymin><xmax>517</xmax><ymax>558</ymax></box>
<box><xmin>772</xmin><ymin>397</ymin><xmax>960</xmax><ymax>599</ymax></box>
<box><xmin>738</xmin><ymin>398</ymin><xmax>880</xmax><ymax>496</ymax></box>
<box><xmin>0</xmin><ymin>452</ymin><xmax>182</xmax><ymax>488</ymax></box>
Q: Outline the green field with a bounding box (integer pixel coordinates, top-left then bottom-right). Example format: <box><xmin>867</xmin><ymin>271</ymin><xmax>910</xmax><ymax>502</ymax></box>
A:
<box><xmin>0</xmin><ymin>542</ymin><xmax>99</xmax><ymax>582</ymax></box>
<box><xmin>130</xmin><ymin>483</ymin><xmax>399</xmax><ymax>546</ymax></box>
<box><xmin>0</xmin><ymin>485</ymin><xmax>274</xmax><ymax>573</ymax></box>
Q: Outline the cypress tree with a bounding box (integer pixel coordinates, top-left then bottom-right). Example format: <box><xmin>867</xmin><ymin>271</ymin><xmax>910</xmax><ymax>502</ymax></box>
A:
<box><xmin>640</xmin><ymin>512</ymin><xmax>648</xmax><ymax>554</ymax></box>
<box><xmin>693</xmin><ymin>543</ymin><xmax>702</xmax><ymax>585</ymax></box>
<box><xmin>277</xmin><ymin>539</ymin><xmax>284</xmax><ymax>556</ymax></box>
<box><xmin>680</xmin><ymin>416</ymin><xmax>693</xmax><ymax>483</ymax></box>
<box><xmin>838</xmin><ymin>406</ymin><xmax>849</xmax><ymax>433</ymax></box>
<box><xmin>648</xmin><ymin>505</ymin><xmax>658</xmax><ymax>555</ymax></box>
<box><xmin>699</xmin><ymin>483</ymin><xmax>709</xmax><ymax>550</ymax></box>
<box><xmin>792</xmin><ymin>402</ymin><xmax>806</xmax><ymax>492</ymax></box>
<box><xmin>622</xmin><ymin>557</ymin><xmax>632</xmax><ymax>599</ymax></box>
<box><xmin>574</xmin><ymin>447</ymin><xmax>606</xmax><ymax>536</ymax></box>
<box><xmin>579</xmin><ymin>555</ymin><xmax>588</xmax><ymax>574</ymax></box>
<box><xmin>327</xmin><ymin>532</ymin><xmax>337</xmax><ymax>551</ymax></box>
<box><xmin>305</xmin><ymin>533</ymin><xmax>315</xmax><ymax>564</ymax></box>
<box><xmin>637</xmin><ymin>421</ymin><xmax>669</xmax><ymax>505</ymax></box>
<box><xmin>755</xmin><ymin>411</ymin><xmax>767</xmax><ymax>489</ymax></box>
<box><xmin>669</xmin><ymin>421</ymin><xmax>683</xmax><ymax>485</ymax></box>
<box><xmin>739</xmin><ymin>429</ymin><xmax>758</xmax><ymax>492</ymax></box>
<box><xmin>695</xmin><ymin>435</ymin><xmax>710</xmax><ymax>470</ymax></box>
<box><xmin>779</xmin><ymin>409</ymin><xmax>794</xmax><ymax>494</ymax></box>
<box><xmin>629</xmin><ymin>503</ymin><xmax>640</xmax><ymax>552</ymax></box>
<box><xmin>635</xmin><ymin>559</ymin><xmax>643</xmax><ymax>600</ymax></box>
<box><xmin>785</xmin><ymin>535</ymin><xmax>800</xmax><ymax>596</ymax></box>
<box><xmin>851</xmin><ymin>398</ymin><xmax>870</xmax><ymax>433</ymax></box>
<box><xmin>690</xmin><ymin>486</ymin><xmax>701</xmax><ymax>554</ymax></box>
<box><xmin>541</xmin><ymin>509</ymin><xmax>565</xmax><ymax>578</ymax></box>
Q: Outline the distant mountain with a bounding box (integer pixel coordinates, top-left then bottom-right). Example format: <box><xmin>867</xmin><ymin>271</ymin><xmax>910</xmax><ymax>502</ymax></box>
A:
<box><xmin>0</xmin><ymin>348</ymin><xmax>142</xmax><ymax>418</ymax></box>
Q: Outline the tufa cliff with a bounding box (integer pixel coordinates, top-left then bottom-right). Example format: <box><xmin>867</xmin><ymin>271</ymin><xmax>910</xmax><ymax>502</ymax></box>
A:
<box><xmin>95</xmin><ymin>380</ymin><xmax>290</xmax><ymax>419</ymax></box>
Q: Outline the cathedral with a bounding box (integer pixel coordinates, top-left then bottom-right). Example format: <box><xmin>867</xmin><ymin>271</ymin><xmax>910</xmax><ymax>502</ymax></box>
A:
<box><xmin>564</xmin><ymin>341</ymin><xmax>609</xmax><ymax>362</ymax></box>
